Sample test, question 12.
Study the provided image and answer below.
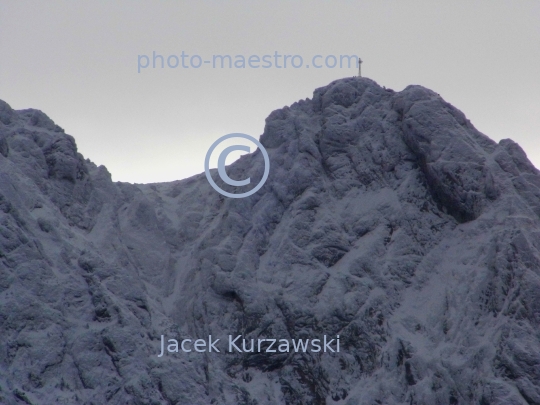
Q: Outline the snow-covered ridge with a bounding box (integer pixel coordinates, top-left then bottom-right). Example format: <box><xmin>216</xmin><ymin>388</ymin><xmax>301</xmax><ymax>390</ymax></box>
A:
<box><xmin>0</xmin><ymin>78</ymin><xmax>539</xmax><ymax>404</ymax></box>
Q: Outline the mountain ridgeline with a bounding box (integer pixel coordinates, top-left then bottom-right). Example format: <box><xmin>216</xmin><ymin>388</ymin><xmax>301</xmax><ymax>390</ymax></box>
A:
<box><xmin>0</xmin><ymin>78</ymin><xmax>539</xmax><ymax>404</ymax></box>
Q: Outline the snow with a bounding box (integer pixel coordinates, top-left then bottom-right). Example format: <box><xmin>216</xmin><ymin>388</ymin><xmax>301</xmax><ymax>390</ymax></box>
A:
<box><xmin>0</xmin><ymin>77</ymin><xmax>539</xmax><ymax>404</ymax></box>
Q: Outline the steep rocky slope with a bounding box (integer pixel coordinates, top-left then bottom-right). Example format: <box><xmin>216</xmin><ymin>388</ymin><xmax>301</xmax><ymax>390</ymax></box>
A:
<box><xmin>0</xmin><ymin>78</ymin><xmax>539</xmax><ymax>404</ymax></box>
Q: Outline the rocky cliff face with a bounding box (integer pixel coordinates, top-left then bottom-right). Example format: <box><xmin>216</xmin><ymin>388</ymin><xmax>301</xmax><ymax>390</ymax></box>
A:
<box><xmin>0</xmin><ymin>78</ymin><xmax>539</xmax><ymax>405</ymax></box>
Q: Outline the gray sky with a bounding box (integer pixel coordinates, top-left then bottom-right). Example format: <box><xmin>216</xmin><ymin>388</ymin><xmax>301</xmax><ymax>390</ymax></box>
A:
<box><xmin>1</xmin><ymin>0</ymin><xmax>538</xmax><ymax>183</ymax></box>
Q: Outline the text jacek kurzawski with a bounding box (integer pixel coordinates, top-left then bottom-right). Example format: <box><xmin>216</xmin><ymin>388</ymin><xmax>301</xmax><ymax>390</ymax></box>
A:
<box><xmin>157</xmin><ymin>335</ymin><xmax>340</xmax><ymax>357</ymax></box>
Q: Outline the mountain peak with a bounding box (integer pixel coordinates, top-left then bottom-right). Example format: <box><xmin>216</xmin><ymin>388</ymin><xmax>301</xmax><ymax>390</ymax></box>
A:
<box><xmin>0</xmin><ymin>80</ymin><xmax>539</xmax><ymax>404</ymax></box>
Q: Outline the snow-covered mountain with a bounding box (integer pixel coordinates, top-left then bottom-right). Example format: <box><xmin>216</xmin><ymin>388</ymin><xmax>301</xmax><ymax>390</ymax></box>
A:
<box><xmin>0</xmin><ymin>77</ymin><xmax>539</xmax><ymax>405</ymax></box>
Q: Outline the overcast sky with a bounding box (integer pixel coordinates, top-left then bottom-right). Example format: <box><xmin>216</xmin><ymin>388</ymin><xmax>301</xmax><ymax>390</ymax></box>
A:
<box><xmin>1</xmin><ymin>0</ymin><xmax>538</xmax><ymax>183</ymax></box>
